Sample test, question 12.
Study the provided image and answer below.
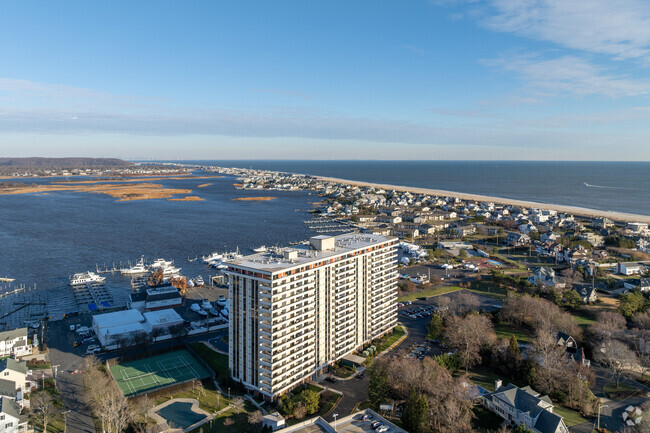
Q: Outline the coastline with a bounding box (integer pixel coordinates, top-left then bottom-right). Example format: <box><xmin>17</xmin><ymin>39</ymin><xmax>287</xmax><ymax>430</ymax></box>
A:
<box><xmin>316</xmin><ymin>176</ymin><xmax>650</xmax><ymax>224</ymax></box>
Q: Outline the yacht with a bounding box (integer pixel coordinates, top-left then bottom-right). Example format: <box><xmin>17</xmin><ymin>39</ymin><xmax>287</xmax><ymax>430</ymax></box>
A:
<box><xmin>200</xmin><ymin>299</ymin><xmax>212</xmax><ymax>310</ymax></box>
<box><xmin>195</xmin><ymin>275</ymin><xmax>205</xmax><ymax>286</ymax></box>
<box><xmin>150</xmin><ymin>258</ymin><xmax>173</xmax><ymax>269</ymax></box>
<box><xmin>161</xmin><ymin>265</ymin><xmax>181</xmax><ymax>278</ymax></box>
<box><xmin>70</xmin><ymin>272</ymin><xmax>105</xmax><ymax>286</ymax></box>
<box><xmin>202</xmin><ymin>252</ymin><xmax>222</xmax><ymax>264</ymax></box>
<box><xmin>121</xmin><ymin>257</ymin><xmax>149</xmax><ymax>275</ymax></box>
<box><xmin>253</xmin><ymin>245</ymin><xmax>268</xmax><ymax>253</ymax></box>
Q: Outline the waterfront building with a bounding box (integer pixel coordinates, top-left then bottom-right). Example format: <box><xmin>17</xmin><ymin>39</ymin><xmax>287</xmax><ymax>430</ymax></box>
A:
<box><xmin>0</xmin><ymin>329</ymin><xmax>31</xmax><ymax>358</ymax></box>
<box><xmin>224</xmin><ymin>233</ymin><xmax>398</xmax><ymax>399</ymax></box>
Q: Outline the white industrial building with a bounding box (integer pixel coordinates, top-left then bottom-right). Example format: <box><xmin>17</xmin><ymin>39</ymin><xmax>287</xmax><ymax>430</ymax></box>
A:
<box><xmin>142</xmin><ymin>309</ymin><xmax>183</xmax><ymax>333</ymax></box>
<box><xmin>224</xmin><ymin>233</ymin><xmax>398</xmax><ymax>400</ymax></box>
<box><xmin>92</xmin><ymin>309</ymin><xmax>147</xmax><ymax>346</ymax></box>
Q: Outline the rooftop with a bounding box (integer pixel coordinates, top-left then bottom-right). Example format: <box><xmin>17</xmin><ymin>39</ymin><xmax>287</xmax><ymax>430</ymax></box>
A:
<box><xmin>225</xmin><ymin>233</ymin><xmax>396</xmax><ymax>273</ymax></box>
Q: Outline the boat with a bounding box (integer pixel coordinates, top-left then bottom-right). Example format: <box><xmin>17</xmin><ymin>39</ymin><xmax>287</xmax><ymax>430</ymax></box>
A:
<box><xmin>160</xmin><ymin>265</ymin><xmax>181</xmax><ymax>277</ymax></box>
<box><xmin>253</xmin><ymin>245</ymin><xmax>268</xmax><ymax>253</ymax></box>
<box><xmin>150</xmin><ymin>258</ymin><xmax>173</xmax><ymax>269</ymax></box>
<box><xmin>70</xmin><ymin>272</ymin><xmax>106</xmax><ymax>286</ymax></box>
<box><xmin>216</xmin><ymin>295</ymin><xmax>227</xmax><ymax>306</ymax></box>
<box><xmin>121</xmin><ymin>256</ymin><xmax>148</xmax><ymax>275</ymax></box>
<box><xmin>195</xmin><ymin>275</ymin><xmax>204</xmax><ymax>286</ymax></box>
<box><xmin>208</xmin><ymin>307</ymin><xmax>220</xmax><ymax>316</ymax></box>
<box><xmin>200</xmin><ymin>299</ymin><xmax>212</xmax><ymax>310</ymax></box>
<box><xmin>202</xmin><ymin>252</ymin><xmax>222</xmax><ymax>264</ymax></box>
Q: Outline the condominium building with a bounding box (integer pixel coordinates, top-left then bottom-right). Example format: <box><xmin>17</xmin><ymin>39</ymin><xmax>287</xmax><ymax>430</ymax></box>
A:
<box><xmin>224</xmin><ymin>233</ymin><xmax>398</xmax><ymax>399</ymax></box>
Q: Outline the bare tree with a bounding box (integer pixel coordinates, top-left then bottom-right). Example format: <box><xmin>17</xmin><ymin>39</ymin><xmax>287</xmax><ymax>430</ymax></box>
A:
<box><xmin>30</xmin><ymin>392</ymin><xmax>61</xmax><ymax>433</ymax></box>
<box><xmin>631</xmin><ymin>328</ymin><xmax>650</xmax><ymax>380</ymax></box>
<box><xmin>450</xmin><ymin>291</ymin><xmax>481</xmax><ymax>316</ymax></box>
<box><xmin>444</xmin><ymin>314</ymin><xmax>496</xmax><ymax>372</ymax></box>
<box><xmin>231</xmin><ymin>397</ymin><xmax>245</xmax><ymax>413</ymax></box>
<box><xmin>595</xmin><ymin>339</ymin><xmax>637</xmax><ymax>387</ymax></box>
<box><xmin>592</xmin><ymin>311</ymin><xmax>627</xmax><ymax>340</ymax></box>
<box><xmin>223</xmin><ymin>418</ymin><xmax>234</xmax><ymax>427</ymax></box>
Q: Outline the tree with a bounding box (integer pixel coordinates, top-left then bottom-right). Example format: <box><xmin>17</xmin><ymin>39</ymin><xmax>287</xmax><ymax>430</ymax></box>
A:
<box><xmin>444</xmin><ymin>314</ymin><xmax>496</xmax><ymax>372</ymax></box>
<box><xmin>402</xmin><ymin>389</ymin><xmax>429</xmax><ymax>433</ymax></box>
<box><xmin>426</xmin><ymin>315</ymin><xmax>444</xmax><ymax>340</ymax></box>
<box><xmin>30</xmin><ymin>392</ymin><xmax>60</xmax><ymax>433</ymax></box>
<box><xmin>595</xmin><ymin>339</ymin><xmax>637</xmax><ymax>387</ymax></box>
<box><xmin>508</xmin><ymin>334</ymin><xmax>521</xmax><ymax>361</ymax></box>
<box><xmin>368</xmin><ymin>365</ymin><xmax>390</xmax><ymax>409</ymax></box>
<box><xmin>592</xmin><ymin>311</ymin><xmax>626</xmax><ymax>340</ymax></box>
<box><xmin>299</xmin><ymin>390</ymin><xmax>320</xmax><ymax>415</ymax></box>
<box><xmin>248</xmin><ymin>410</ymin><xmax>264</xmax><ymax>431</ymax></box>
<box><xmin>170</xmin><ymin>323</ymin><xmax>189</xmax><ymax>342</ymax></box>
<box><xmin>618</xmin><ymin>291</ymin><xmax>648</xmax><ymax>319</ymax></box>
<box><xmin>223</xmin><ymin>417</ymin><xmax>234</xmax><ymax>427</ymax></box>
<box><xmin>450</xmin><ymin>291</ymin><xmax>481</xmax><ymax>316</ymax></box>
<box><xmin>293</xmin><ymin>403</ymin><xmax>307</xmax><ymax>419</ymax></box>
<box><xmin>561</xmin><ymin>290</ymin><xmax>583</xmax><ymax>311</ymax></box>
<box><xmin>232</xmin><ymin>397</ymin><xmax>245</xmax><ymax>413</ymax></box>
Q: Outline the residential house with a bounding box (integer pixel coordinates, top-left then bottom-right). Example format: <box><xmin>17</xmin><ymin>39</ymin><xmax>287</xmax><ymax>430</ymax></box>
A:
<box><xmin>592</xmin><ymin>218</ymin><xmax>613</xmax><ymax>229</ymax></box>
<box><xmin>0</xmin><ymin>360</ymin><xmax>28</xmax><ymax>396</ymax></box>
<box><xmin>0</xmin><ymin>396</ymin><xmax>29</xmax><ymax>433</ymax></box>
<box><xmin>528</xmin><ymin>267</ymin><xmax>564</xmax><ymax>289</ymax></box>
<box><xmin>482</xmin><ymin>382</ymin><xmax>569</xmax><ymax>433</ymax></box>
<box><xmin>627</xmin><ymin>222</ymin><xmax>648</xmax><ymax>234</ymax></box>
<box><xmin>376</xmin><ymin>214</ymin><xmax>402</xmax><ymax>224</ymax></box>
<box><xmin>572</xmin><ymin>285</ymin><xmax>598</xmax><ymax>303</ymax></box>
<box><xmin>577</xmin><ymin>232</ymin><xmax>604</xmax><ymax>247</ymax></box>
<box><xmin>0</xmin><ymin>329</ymin><xmax>31</xmax><ymax>358</ymax></box>
<box><xmin>507</xmin><ymin>232</ymin><xmax>531</xmax><ymax>246</ymax></box>
<box><xmin>622</xmin><ymin>278</ymin><xmax>650</xmax><ymax>293</ymax></box>
<box><xmin>365</xmin><ymin>225</ymin><xmax>392</xmax><ymax>236</ymax></box>
<box><xmin>453</xmin><ymin>225</ymin><xmax>476</xmax><ymax>237</ymax></box>
<box><xmin>556</xmin><ymin>333</ymin><xmax>577</xmax><ymax>353</ymax></box>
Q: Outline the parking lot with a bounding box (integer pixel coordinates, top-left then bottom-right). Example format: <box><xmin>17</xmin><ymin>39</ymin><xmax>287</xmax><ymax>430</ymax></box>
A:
<box><xmin>333</xmin><ymin>412</ymin><xmax>408</xmax><ymax>433</ymax></box>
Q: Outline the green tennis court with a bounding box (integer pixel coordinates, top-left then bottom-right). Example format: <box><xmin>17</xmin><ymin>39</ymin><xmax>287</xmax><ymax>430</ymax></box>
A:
<box><xmin>110</xmin><ymin>350</ymin><xmax>211</xmax><ymax>397</ymax></box>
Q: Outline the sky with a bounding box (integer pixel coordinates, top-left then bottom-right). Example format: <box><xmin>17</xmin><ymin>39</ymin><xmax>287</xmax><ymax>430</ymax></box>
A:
<box><xmin>1</xmin><ymin>0</ymin><xmax>650</xmax><ymax>160</ymax></box>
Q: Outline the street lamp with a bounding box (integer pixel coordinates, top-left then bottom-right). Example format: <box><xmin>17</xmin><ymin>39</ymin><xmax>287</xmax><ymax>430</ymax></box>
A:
<box><xmin>62</xmin><ymin>410</ymin><xmax>71</xmax><ymax>433</ymax></box>
<box><xmin>228</xmin><ymin>387</ymin><xmax>231</xmax><ymax>399</ymax></box>
<box><xmin>333</xmin><ymin>413</ymin><xmax>339</xmax><ymax>431</ymax></box>
<box><xmin>597</xmin><ymin>401</ymin><xmax>610</xmax><ymax>430</ymax></box>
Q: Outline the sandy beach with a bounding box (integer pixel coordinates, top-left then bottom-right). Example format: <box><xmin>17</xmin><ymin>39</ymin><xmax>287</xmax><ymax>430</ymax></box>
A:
<box><xmin>316</xmin><ymin>176</ymin><xmax>650</xmax><ymax>224</ymax></box>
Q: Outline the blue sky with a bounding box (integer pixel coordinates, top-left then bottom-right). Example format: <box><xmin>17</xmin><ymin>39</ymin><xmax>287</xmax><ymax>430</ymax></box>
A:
<box><xmin>1</xmin><ymin>0</ymin><xmax>650</xmax><ymax>160</ymax></box>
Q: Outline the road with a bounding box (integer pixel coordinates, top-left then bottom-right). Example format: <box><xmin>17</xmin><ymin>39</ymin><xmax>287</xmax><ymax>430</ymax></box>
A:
<box><xmin>320</xmin><ymin>375</ymin><xmax>370</xmax><ymax>422</ymax></box>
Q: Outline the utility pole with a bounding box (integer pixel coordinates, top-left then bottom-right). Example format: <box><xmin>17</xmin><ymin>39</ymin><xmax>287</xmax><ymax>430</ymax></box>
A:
<box><xmin>597</xmin><ymin>401</ymin><xmax>609</xmax><ymax>430</ymax></box>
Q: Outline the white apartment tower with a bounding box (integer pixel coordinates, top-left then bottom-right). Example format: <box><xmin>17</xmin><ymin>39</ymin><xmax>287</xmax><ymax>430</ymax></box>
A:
<box><xmin>224</xmin><ymin>233</ymin><xmax>398</xmax><ymax>399</ymax></box>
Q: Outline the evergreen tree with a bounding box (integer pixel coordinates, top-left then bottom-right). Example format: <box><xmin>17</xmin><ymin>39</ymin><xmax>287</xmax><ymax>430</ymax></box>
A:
<box><xmin>368</xmin><ymin>367</ymin><xmax>389</xmax><ymax>409</ymax></box>
<box><xmin>508</xmin><ymin>334</ymin><xmax>521</xmax><ymax>360</ymax></box>
<box><xmin>402</xmin><ymin>389</ymin><xmax>429</xmax><ymax>433</ymax></box>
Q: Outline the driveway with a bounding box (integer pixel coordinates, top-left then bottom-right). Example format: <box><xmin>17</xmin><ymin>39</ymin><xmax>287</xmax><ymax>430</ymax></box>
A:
<box><xmin>320</xmin><ymin>375</ymin><xmax>369</xmax><ymax>421</ymax></box>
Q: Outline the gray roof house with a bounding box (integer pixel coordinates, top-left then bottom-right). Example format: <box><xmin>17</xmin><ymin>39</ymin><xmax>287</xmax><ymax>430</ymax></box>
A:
<box><xmin>572</xmin><ymin>285</ymin><xmax>598</xmax><ymax>303</ymax></box>
<box><xmin>482</xmin><ymin>382</ymin><xmax>569</xmax><ymax>433</ymax></box>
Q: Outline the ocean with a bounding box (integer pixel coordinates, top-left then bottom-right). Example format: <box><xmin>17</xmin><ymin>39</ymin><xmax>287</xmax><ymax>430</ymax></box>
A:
<box><xmin>197</xmin><ymin>160</ymin><xmax>650</xmax><ymax>217</ymax></box>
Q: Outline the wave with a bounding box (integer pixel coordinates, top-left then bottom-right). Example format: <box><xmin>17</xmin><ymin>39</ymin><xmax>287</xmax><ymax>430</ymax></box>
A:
<box><xmin>583</xmin><ymin>182</ymin><xmax>635</xmax><ymax>190</ymax></box>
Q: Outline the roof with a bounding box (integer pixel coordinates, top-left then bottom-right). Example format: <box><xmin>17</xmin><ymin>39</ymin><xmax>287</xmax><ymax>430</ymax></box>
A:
<box><xmin>143</xmin><ymin>309</ymin><xmax>183</xmax><ymax>326</ymax></box>
<box><xmin>490</xmin><ymin>384</ymin><xmax>565</xmax><ymax>433</ymax></box>
<box><xmin>0</xmin><ymin>396</ymin><xmax>20</xmax><ymax>419</ymax></box>
<box><xmin>146</xmin><ymin>291</ymin><xmax>181</xmax><ymax>302</ymax></box>
<box><xmin>0</xmin><ymin>358</ymin><xmax>28</xmax><ymax>375</ymax></box>
<box><xmin>225</xmin><ymin>233</ymin><xmax>396</xmax><ymax>273</ymax></box>
<box><xmin>0</xmin><ymin>379</ymin><xmax>16</xmax><ymax>397</ymax></box>
<box><xmin>93</xmin><ymin>309</ymin><xmax>144</xmax><ymax>329</ymax></box>
<box><xmin>0</xmin><ymin>327</ymin><xmax>27</xmax><ymax>342</ymax></box>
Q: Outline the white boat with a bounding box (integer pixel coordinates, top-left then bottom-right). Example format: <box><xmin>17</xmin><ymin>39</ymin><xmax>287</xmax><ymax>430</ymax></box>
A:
<box><xmin>160</xmin><ymin>265</ymin><xmax>181</xmax><ymax>277</ymax></box>
<box><xmin>253</xmin><ymin>245</ymin><xmax>268</xmax><ymax>253</ymax></box>
<box><xmin>201</xmin><ymin>299</ymin><xmax>212</xmax><ymax>310</ymax></box>
<box><xmin>216</xmin><ymin>295</ymin><xmax>227</xmax><ymax>306</ymax></box>
<box><xmin>202</xmin><ymin>252</ymin><xmax>222</xmax><ymax>264</ymax></box>
<box><xmin>121</xmin><ymin>257</ymin><xmax>148</xmax><ymax>275</ymax></box>
<box><xmin>195</xmin><ymin>275</ymin><xmax>204</xmax><ymax>286</ymax></box>
<box><xmin>150</xmin><ymin>258</ymin><xmax>173</xmax><ymax>269</ymax></box>
<box><xmin>70</xmin><ymin>272</ymin><xmax>105</xmax><ymax>286</ymax></box>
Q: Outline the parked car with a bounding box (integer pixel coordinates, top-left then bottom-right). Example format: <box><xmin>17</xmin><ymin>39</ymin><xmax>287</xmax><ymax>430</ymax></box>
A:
<box><xmin>325</xmin><ymin>376</ymin><xmax>337</xmax><ymax>383</ymax></box>
<box><xmin>73</xmin><ymin>341</ymin><xmax>81</xmax><ymax>347</ymax></box>
<box><xmin>371</xmin><ymin>421</ymin><xmax>384</xmax><ymax>429</ymax></box>
<box><xmin>82</xmin><ymin>337</ymin><xmax>96</xmax><ymax>344</ymax></box>
<box><xmin>376</xmin><ymin>426</ymin><xmax>389</xmax><ymax>433</ymax></box>
<box><xmin>356</xmin><ymin>372</ymin><xmax>365</xmax><ymax>379</ymax></box>
<box><xmin>361</xmin><ymin>414</ymin><xmax>373</xmax><ymax>421</ymax></box>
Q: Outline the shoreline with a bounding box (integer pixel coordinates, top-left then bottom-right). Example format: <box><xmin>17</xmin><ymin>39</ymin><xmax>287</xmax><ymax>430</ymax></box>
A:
<box><xmin>315</xmin><ymin>176</ymin><xmax>650</xmax><ymax>224</ymax></box>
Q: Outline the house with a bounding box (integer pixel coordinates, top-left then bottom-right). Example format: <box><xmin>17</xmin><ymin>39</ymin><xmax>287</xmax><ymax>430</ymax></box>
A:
<box><xmin>127</xmin><ymin>286</ymin><xmax>182</xmax><ymax>312</ymax></box>
<box><xmin>618</xmin><ymin>262</ymin><xmax>643</xmax><ymax>276</ymax></box>
<box><xmin>392</xmin><ymin>227</ymin><xmax>419</xmax><ymax>239</ymax></box>
<box><xmin>0</xmin><ymin>396</ymin><xmax>29</xmax><ymax>433</ymax></box>
<box><xmin>262</xmin><ymin>412</ymin><xmax>286</xmax><ymax>431</ymax></box>
<box><xmin>627</xmin><ymin>222</ymin><xmax>648</xmax><ymax>233</ymax></box>
<box><xmin>528</xmin><ymin>267</ymin><xmax>563</xmax><ymax>289</ymax></box>
<box><xmin>0</xmin><ymin>359</ymin><xmax>28</xmax><ymax>396</ymax></box>
<box><xmin>507</xmin><ymin>232</ymin><xmax>531</xmax><ymax>246</ymax></box>
<box><xmin>365</xmin><ymin>225</ymin><xmax>392</xmax><ymax>236</ymax></box>
<box><xmin>577</xmin><ymin>232</ymin><xmax>604</xmax><ymax>247</ymax></box>
<box><xmin>453</xmin><ymin>225</ymin><xmax>476</xmax><ymax>237</ymax></box>
<box><xmin>556</xmin><ymin>333</ymin><xmax>577</xmax><ymax>353</ymax></box>
<box><xmin>592</xmin><ymin>217</ymin><xmax>613</xmax><ymax>229</ymax></box>
<box><xmin>0</xmin><ymin>329</ymin><xmax>32</xmax><ymax>358</ymax></box>
<box><xmin>573</xmin><ymin>285</ymin><xmax>598</xmax><ymax>303</ymax></box>
<box><xmin>482</xmin><ymin>382</ymin><xmax>569</xmax><ymax>433</ymax></box>
<box><xmin>622</xmin><ymin>278</ymin><xmax>650</xmax><ymax>293</ymax></box>
<box><xmin>376</xmin><ymin>214</ymin><xmax>402</xmax><ymax>224</ymax></box>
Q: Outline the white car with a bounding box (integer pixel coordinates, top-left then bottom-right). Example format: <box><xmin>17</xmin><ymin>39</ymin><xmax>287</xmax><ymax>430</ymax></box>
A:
<box><xmin>376</xmin><ymin>426</ymin><xmax>389</xmax><ymax>433</ymax></box>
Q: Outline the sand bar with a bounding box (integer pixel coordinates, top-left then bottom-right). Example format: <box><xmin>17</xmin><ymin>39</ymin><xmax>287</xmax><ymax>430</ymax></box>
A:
<box><xmin>167</xmin><ymin>196</ymin><xmax>204</xmax><ymax>201</ymax></box>
<box><xmin>0</xmin><ymin>182</ymin><xmax>192</xmax><ymax>202</ymax></box>
<box><xmin>232</xmin><ymin>196</ymin><xmax>277</xmax><ymax>202</ymax></box>
<box><xmin>316</xmin><ymin>176</ymin><xmax>650</xmax><ymax>224</ymax></box>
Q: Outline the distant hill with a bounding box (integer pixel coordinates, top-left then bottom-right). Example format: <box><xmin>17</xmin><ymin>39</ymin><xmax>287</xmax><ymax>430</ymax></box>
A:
<box><xmin>0</xmin><ymin>157</ymin><xmax>132</xmax><ymax>168</ymax></box>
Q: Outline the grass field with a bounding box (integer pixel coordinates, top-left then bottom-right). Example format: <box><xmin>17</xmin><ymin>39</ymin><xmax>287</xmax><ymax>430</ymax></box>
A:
<box><xmin>373</xmin><ymin>325</ymin><xmax>406</xmax><ymax>353</ymax></box>
<box><xmin>110</xmin><ymin>350</ymin><xmax>210</xmax><ymax>397</ymax></box>
<box><xmin>398</xmin><ymin>285</ymin><xmax>462</xmax><ymax>302</ymax></box>
<box><xmin>553</xmin><ymin>405</ymin><xmax>590</xmax><ymax>426</ymax></box>
<box><xmin>189</xmin><ymin>342</ymin><xmax>230</xmax><ymax>378</ymax></box>
<box><xmin>493</xmin><ymin>322</ymin><xmax>533</xmax><ymax>345</ymax></box>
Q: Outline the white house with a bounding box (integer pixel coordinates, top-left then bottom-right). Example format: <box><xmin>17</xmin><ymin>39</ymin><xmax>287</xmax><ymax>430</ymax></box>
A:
<box><xmin>0</xmin><ymin>329</ymin><xmax>31</xmax><ymax>358</ymax></box>
<box><xmin>482</xmin><ymin>382</ymin><xmax>569</xmax><ymax>433</ymax></box>
<box><xmin>262</xmin><ymin>412</ymin><xmax>286</xmax><ymax>431</ymax></box>
<box><xmin>0</xmin><ymin>396</ymin><xmax>28</xmax><ymax>433</ymax></box>
<box><xmin>0</xmin><ymin>359</ymin><xmax>28</xmax><ymax>398</ymax></box>
<box><xmin>142</xmin><ymin>309</ymin><xmax>183</xmax><ymax>334</ymax></box>
<box><xmin>528</xmin><ymin>267</ymin><xmax>563</xmax><ymax>289</ymax></box>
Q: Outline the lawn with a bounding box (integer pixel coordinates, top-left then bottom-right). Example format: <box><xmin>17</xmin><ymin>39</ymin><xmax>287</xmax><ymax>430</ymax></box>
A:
<box><xmin>571</xmin><ymin>310</ymin><xmax>597</xmax><ymax>329</ymax></box>
<box><xmin>332</xmin><ymin>364</ymin><xmax>356</xmax><ymax>378</ymax></box>
<box><xmin>189</xmin><ymin>342</ymin><xmax>230</xmax><ymax>379</ymax></box>
<box><xmin>553</xmin><ymin>405</ymin><xmax>590</xmax><ymax>427</ymax></box>
<box><xmin>468</xmin><ymin>280</ymin><xmax>508</xmax><ymax>300</ymax></box>
<box><xmin>316</xmin><ymin>390</ymin><xmax>341</xmax><ymax>418</ymax></box>
<box><xmin>372</xmin><ymin>325</ymin><xmax>406</xmax><ymax>353</ymax></box>
<box><xmin>398</xmin><ymin>285</ymin><xmax>462</xmax><ymax>302</ymax></box>
<box><xmin>493</xmin><ymin>322</ymin><xmax>533</xmax><ymax>345</ymax></box>
<box><xmin>190</xmin><ymin>400</ymin><xmax>256</xmax><ymax>433</ymax></box>
<box><xmin>472</xmin><ymin>406</ymin><xmax>503</xmax><ymax>431</ymax></box>
<box><xmin>29</xmin><ymin>390</ymin><xmax>66</xmax><ymax>433</ymax></box>
<box><xmin>604</xmin><ymin>382</ymin><xmax>641</xmax><ymax>400</ymax></box>
<box><xmin>153</xmin><ymin>382</ymin><xmax>231</xmax><ymax>413</ymax></box>
<box><xmin>466</xmin><ymin>367</ymin><xmax>519</xmax><ymax>392</ymax></box>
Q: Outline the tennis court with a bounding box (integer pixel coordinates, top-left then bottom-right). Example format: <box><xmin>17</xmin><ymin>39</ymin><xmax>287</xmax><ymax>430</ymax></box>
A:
<box><xmin>110</xmin><ymin>350</ymin><xmax>211</xmax><ymax>397</ymax></box>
